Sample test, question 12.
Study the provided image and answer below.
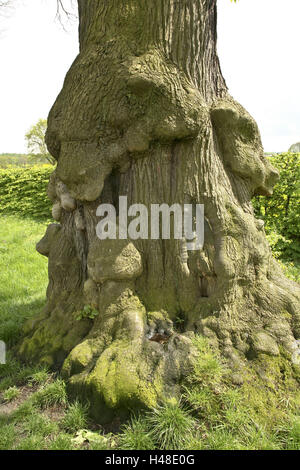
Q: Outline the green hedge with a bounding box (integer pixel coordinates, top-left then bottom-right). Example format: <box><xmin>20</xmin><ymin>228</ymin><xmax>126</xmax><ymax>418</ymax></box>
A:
<box><xmin>0</xmin><ymin>165</ymin><xmax>53</xmax><ymax>219</ymax></box>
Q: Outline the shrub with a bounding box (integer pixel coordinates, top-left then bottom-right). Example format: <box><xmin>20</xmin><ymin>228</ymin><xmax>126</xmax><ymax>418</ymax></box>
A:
<box><xmin>0</xmin><ymin>165</ymin><xmax>53</xmax><ymax>219</ymax></box>
<box><xmin>253</xmin><ymin>152</ymin><xmax>300</xmax><ymax>261</ymax></box>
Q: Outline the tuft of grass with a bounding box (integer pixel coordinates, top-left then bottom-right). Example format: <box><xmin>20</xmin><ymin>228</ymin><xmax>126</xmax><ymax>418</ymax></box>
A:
<box><xmin>3</xmin><ymin>386</ymin><xmax>20</xmax><ymax>402</ymax></box>
<box><xmin>190</xmin><ymin>336</ymin><xmax>227</xmax><ymax>385</ymax></box>
<box><xmin>145</xmin><ymin>398</ymin><xmax>195</xmax><ymax>450</ymax></box>
<box><xmin>48</xmin><ymin>433</ymin><xmax>76</xmax><ymax>451</ymax></box>
<box><xmin>274</xmin><ymin>417</ymin><xmax>300</xmax><ymax>450</ymax></box>
<box><xmin>22</xmin><ymin>413</ymin><xmax>58</xmax><ymax>437</ymax></box>
<box><xmin>12</xmin><ymin>400</ymin><xmax>36</xmax><ymax>420</ymax></box>
<box><xmin>27</xmin><ymin>367</ymin><xmax>50</xmax><ymax>386</ymax></box>
<box><xmin>16</xmin><ymin>435</ymin><xmax>46</xmax><ymax>451</ymax></box>
<box><xmin>0</xmin><ymin>357</ymin><xmax>42</xmax><ymax>392</ymax></box>
<box><xmin>119</xmin><ymin>416</ymin><xmax>155</xmax><ymax>450</ymax></box>
<box><xmin>89</xmin><ymin>440</ymin><xmax>112</xmax><ymax>451</ymax></box>
<box><xmin>240</xmin><ymin>422</ymin><xmax>281</xmax><ymax>450</ymax></box>
<box><xmin>203</xmin><ymin>428</ymin><xmax>245</xmax><ymax>450</ymax></box>
<box><xmin>32</xmin><ymin>379</ymin><xmax>67</xmax><ymax>408</ymax></box>
<box><xmin>61</xmin><ymin>401</ymin><xmax>89</xmax><ymax>433</ymax></box>
<box><xmin>0</xmin><ymin>424</ymin><xmax>17</xmax><ymax>450</ymax></box>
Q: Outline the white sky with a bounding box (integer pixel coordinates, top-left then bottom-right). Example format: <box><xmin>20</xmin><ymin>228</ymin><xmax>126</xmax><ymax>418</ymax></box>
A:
<box><xmin>0</xmin><ymin>0</ymin><xmax>299</xmax><ymax>153</ymax></box>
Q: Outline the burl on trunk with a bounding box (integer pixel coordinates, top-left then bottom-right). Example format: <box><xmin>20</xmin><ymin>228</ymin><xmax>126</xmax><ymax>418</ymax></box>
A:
<box><xmin>19</xmin><ymin>0</ymin><xmax>300</xmax><ymax>423</ymax></box>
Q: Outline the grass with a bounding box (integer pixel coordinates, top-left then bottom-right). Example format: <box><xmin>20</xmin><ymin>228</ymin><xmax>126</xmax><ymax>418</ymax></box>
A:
<box><xmin>32</xmin><ymin>379</ymin><xmax>68</xmax><ymax>408</ymax></box>
<box><xmin>0</xmin><ymin>215</ymin><xmax>300</xmax><ymax>450</ymax></box>
<box><xmin>0</xmin><ymin>344</ymin><xmax>299</xmax><ymax>450</ymax></box>
<box><xmin>0</xmin><ymin>423</ymin><xmax>17</xmax><ymax>450</ymax></box>
<box><xmin>60</xmin><ymin>401</ymin><xmax>89</xmax><ymax>433</ymax></box>
<box><xmin>27</xmin><ymin>367</ymin><xmax>50</xmax><ymax>386</ymax></box>
<box><xmin>119</xmin><ymin>416</ymin><xmax>155</xmax><ymax>450</ymax></box>
<box><xmin>0</xmin><ymin>215</ymin><xmax>48</xmax><ymax>347</ymax></box>
<box><xmin>145</xmin><ymin>399</ymin><xmax>196</xmax><ymax>450</ymax></box>
<box><xmin>22</xmin><ymin>413</ymin><xmax>58</xmax><ymax>437</ymax></box>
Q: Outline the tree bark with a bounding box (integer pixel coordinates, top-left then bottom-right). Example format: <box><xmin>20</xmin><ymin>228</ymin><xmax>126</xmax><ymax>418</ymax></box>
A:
<box><xmin>19</xmin><ymin>0</ymin><xmax>300</xmax><ymax>423</ymax></box>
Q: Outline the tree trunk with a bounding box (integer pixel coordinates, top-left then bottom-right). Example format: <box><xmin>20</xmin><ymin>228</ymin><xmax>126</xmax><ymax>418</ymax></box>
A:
<box><xmin>19</xmin><ymin>0</ymin><xmax>300</xmax><ymax>423</ymax></box>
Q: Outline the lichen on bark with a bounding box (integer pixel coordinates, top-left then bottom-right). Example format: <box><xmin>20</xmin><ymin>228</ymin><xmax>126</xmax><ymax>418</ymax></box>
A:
<box><xmin>18</xmin><ymin>0</ymin><xmax>300</xmax><ymax>423</ymax></box>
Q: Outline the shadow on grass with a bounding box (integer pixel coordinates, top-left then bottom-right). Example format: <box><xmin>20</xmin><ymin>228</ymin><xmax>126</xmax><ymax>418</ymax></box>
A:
<box><xmin>0</xmin><ymin>297</ymin><xmax>46</xmax><ymax>347</ymax></box>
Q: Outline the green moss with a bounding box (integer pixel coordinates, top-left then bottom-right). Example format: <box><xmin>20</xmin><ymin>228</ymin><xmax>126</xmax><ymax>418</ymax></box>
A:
<box><xmin>85</xmin><ymin>338</ymin><xmax>162</xmax><ymax>420</ymax></box>
<box><xmin>62</xmin><ymin>302</ymin><xmax>173</xmax><ymax>424</ymax></box>
<box><xmin>62</xmin><ymin>340</ymin><xmax>94</xmax><ymax>377</ymax></box>
<box><xmin>18</xmin><ymin>307</ymin><xmax>91</xmax><ymax>368</ymax></box>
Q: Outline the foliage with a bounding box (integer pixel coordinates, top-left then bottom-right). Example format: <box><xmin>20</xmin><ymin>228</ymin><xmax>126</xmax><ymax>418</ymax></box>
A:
<box><xmin>72</xmin><ymin>429</ymin><xmax>113</xmax><ymax>450</ymax></box>
<box><xmin>76</xmin><ymin>305</ymin><xmax>99</xmax><ymax>321</ymax></box>
<box><xmin>0</xmin><ymin>166</ymin><xmax>52</xmax><ymax>219</ymax></box>
<box><xmin>3</xmin><ymin>386</ymin><xmax>19</xmax><ymax>402</ymax></box>
<box><xmin>253</xmin><ymin>152</ymin><xmax>300</xmax><ymax>261</ymax></box>
<box><xmin>25</xmin><ymin>119</ymin><xmax>55</xmax><ymax>165</ymax></box>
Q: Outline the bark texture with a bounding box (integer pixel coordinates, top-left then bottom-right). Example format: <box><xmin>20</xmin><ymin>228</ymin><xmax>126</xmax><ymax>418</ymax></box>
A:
<box><xmin>19</xmin><ymin>0</ymin><xmax>300</xmax><ymax>423</ymax></box>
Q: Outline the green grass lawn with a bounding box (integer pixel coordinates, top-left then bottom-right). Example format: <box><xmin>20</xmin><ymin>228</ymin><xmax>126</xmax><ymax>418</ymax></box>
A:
<box><xmin>0</xmin><ymin>215</ymin><xmax>299</xmax><ymax>450</ymax></box>
<box><xmin>0</xmin><ymin>215</ymin><xmax>48</xmax><ymax>347</ymax></box>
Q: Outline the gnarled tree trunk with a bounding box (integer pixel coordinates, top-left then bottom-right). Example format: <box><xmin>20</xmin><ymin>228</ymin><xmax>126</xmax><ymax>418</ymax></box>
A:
<box><xmin>19</xmin><ymin>0</ymin><xmax>300</xmax><ymax>423</ymax></box>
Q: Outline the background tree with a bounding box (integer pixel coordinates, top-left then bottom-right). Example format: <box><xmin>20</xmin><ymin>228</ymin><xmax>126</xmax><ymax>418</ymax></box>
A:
<box><xmin>0</xmin><ymin>1</ymin><xmax>76</xmax><ymax>25</ymax></box>
<box><xmin>0</xmin><ymin>1</ymin><xmax>11</xmax><ymax>10</ymax></box>
<box><xmin>19</xmin><ymin>0</ymin><xmax>300</xmax><ymax>424</ymax></box>
<box><xmin>254</xmin><ymin>152</ymin><xmax>300</xmax><ymax>261</ymax></box>
<box><xmin>25</xmin><ymin>119</ymin><xmax>55</xmax><ymax>165</ymax></box>
<box><xmin>0</xmin><ymin>0</ymin><xmax>13</xmax><ymax>27</ymax></box>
